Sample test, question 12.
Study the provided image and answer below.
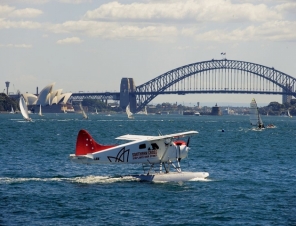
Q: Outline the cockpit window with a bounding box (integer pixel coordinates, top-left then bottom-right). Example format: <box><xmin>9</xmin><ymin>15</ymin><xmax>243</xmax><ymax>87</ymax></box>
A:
<box><xmin>151</xmin><ymin>143</ymin><xmax>159</xmax><ymax>149</ymax></box>
<box><xmin>139</xmin><ymin>144</ymin><xmax>146</xmax><ymax>149</ymax></box>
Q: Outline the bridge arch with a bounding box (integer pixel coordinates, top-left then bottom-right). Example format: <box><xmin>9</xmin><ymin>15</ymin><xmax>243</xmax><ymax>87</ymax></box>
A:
<box><xmin>134</xmin><ymin>59</ymin><xmax>296</xmax><ymax>112</ymax></box>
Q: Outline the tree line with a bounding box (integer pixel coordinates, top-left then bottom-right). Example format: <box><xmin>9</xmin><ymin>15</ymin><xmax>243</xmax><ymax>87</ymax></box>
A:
<box><xmin>1</xmin><ymin>93</ymin><xmax>295</xmax><ymax>116</ymax></box>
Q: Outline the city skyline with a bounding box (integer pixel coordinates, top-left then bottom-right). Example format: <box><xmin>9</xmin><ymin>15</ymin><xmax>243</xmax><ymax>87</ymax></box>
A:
<box><xmin>1</xmin><ymin>0</ymin><xmax>296</xmax><ymax>105</ymax></box>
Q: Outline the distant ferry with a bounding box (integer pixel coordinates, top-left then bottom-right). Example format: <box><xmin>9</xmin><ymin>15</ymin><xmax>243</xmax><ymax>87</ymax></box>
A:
<box><xmin>183</xmin><ymin>111</ymin><xmax>195</xmax><ymax>115</ymax></box>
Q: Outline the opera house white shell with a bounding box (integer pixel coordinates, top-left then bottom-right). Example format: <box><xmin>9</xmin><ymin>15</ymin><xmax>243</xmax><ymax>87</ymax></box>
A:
<box><xmin>23</xmin><ymin>82</ymin><xmax>72</xmax><ymax>107</ymax></box>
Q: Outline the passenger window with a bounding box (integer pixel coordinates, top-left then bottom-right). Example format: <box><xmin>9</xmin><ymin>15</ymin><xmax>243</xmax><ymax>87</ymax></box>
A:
<box><xmin>139</xmin><ymin>144</ymin><xmax>146</xmax><ymax>149</ymax></box>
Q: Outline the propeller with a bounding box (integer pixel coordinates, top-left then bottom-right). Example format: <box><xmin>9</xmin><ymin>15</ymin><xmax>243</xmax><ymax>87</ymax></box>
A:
<box><xmin>186</xmin><ymin>137</ymin><xmax>190</xmax><ymax>147</ymax></box>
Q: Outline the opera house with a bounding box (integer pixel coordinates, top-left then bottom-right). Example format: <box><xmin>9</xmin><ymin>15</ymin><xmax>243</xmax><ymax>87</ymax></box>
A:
<box><xmin>22</xmin><ymin>82</ymin><xmax>74</xmax><ymax>113</ymax></box>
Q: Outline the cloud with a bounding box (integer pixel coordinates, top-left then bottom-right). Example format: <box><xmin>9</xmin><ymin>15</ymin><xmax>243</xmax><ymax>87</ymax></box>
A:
<box><xmin>49</xmin><ymin>20</ymin><xmax>177</xmax><ymax>41</ymax></box>
<box><xmin>83</xmin><ymin>0</ymin><xmax>282</xmax><ymax>23</ymax></box>
<box><xmin>194</xmin><ymin>21</ymin><xmax>296</xmax><ymax>42</ymax></box>
<box><xmin>0</xmin><ymin>5</ymin><xmax>15</xmax><ymax>17</ymax></box>
<box><xmin>58</xmin><ymin>0</ymin><xmax>92</xmax><ymax>4</ymax></box>
<box><xmin>1</xmin><ymin>0</ymin><xmax>294</xmax><ymax>43</ymax></box>
<box><xmin>9</xmin><ymin>8</ymin><xmax>43</xmax><ymax>18</ymax></box>
<box><xmin>56</xmin><ymin>37</ymin><xmax>83</xmax><ymax>44</ymax></box>
<box><xmin>0</xmin><ymin>0</ymin><xmax>49</xmax><ymax>4</ymax></box>
<box><xmin>275</xmin><ymin>2</ymin><xmax>296</xmax><ymax>14</ymax></box>
<box><xmin>0</xmin><ymin>5</ymin><xmax>43</xmax><ymax>18</ymax></box>
<box><xmin>0</xmin><ymin>43</ymin><xmax>32</xmax><ymax>48</ymax></box>
<box><xmin>0</xmin><ymin>19</ymin><xmax>41</xmax><ymax>29</ymax></box>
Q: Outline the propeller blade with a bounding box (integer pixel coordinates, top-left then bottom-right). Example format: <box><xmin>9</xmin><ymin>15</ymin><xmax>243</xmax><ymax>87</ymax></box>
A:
<box><xmin>186</xmin><ymin>137</ymin><xmax>190</xmax><ymax>147</ymax></box>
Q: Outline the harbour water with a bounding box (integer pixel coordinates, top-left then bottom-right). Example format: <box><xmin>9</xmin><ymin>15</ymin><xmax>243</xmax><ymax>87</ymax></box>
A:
<box><xmin>1</xmin><ymin>113</ymin><xmax>295</xmax><ymax>225</ymax></box>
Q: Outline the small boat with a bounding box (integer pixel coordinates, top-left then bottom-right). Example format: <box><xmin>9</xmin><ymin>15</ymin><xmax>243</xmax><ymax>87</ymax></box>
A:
<box><xmin>249</xmin><ymin>98</ymin><xmax>264</xmax><ymax>129</ymax></box>
<box><xmin>19</xmin><ymin>95</ymin><xmax>32</xmax><ymax>121</ymax></box>
<box><xmin>95</xmin><ymin>108</ymin><xmax>99</xmax><ymax>115</ymax></box>
<box><xmin>288</xmin><ymin>109</ymin><xmax>292</xmax><ymax>118</ymax></box>
<box><xmin>79</xmin><ymin>103</ymin><xmax>88</xmax><ymax>119</ymax></box>
<box><xmin>38</xmin><ymin>105</ymin><xmax>44</xmax><ymax>116</ymax></box>
<box><xmin>183</xmin><ymin>111</ymin><xmax>195</xmax><ymax>115</ymax></box>
<box><xmin>126</xmin><ymin>104</ymin><xmax>134</xmax><ymax>119</ymax></box>
<box><xmin>266</xmin><ymin>124</ymin><xmax>276</xmax><ymax>128</ymax></box>
<box><xmin>10</xmin><ymin>106</ymin><xmax>15</xmax><ymax>114</ymax></box>
<box><xmin>136</xmin><ymin>106</ymin><xmax>148</xmax><ymax>115</ymax></box>
<box><xmin>194</xmin><ymin>112</ymin><xmax>200</xmax><ymax>116</ymax></box>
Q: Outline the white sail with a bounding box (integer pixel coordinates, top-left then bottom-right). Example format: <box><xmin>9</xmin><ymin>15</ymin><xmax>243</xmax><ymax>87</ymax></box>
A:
<box><xmin>288</xmin><ymin>109</ymin><xmax>292</xmax><ymax>118</ymax></box>
<box><xmin>126</xmin><ymin>104</ymin><xmax>134</xmax><ymax>119</ymax></box>
<box><xmin>39</xmin><ymin>105</ymin><xmax>44</xmax><ymax>116</ymax></box>
<box><xmin>19</xmin><ymin>96</ymin><xmax>31</xmax><ymax>121</ymax></box>
<box><xmin>258</xmin><ymin>114</ymin><xmax>264</xmax><ymax>125</ymax></box>
<box><xmin>249</xmin><ymin>98</ymin><xmax>264</xmax><ymax>128</ymax></box>
<box><xmin>136</xmin><ymin>106</ymin><xmax>148</xmax><ymax>115</ymax></box>
<box><xmin>95</xmin><ymin>108</ymin><xmax>98</xmax><ymax>114</ymax></box>
<box><xmin>10</xmin><ymin>106</ymin><xmax>15</xmax><ymax>114</ymax></box>
<box><xmin>79</xmin><ymin>103</ymin><xmax>88</xmax><ymax>119</ymax></box>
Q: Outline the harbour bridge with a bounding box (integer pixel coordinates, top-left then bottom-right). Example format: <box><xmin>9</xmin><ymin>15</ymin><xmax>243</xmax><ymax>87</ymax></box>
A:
<box><xmin>70</xmin><ymin>59</ymin><xmax>296</xmax><ymax>113</ymax></box>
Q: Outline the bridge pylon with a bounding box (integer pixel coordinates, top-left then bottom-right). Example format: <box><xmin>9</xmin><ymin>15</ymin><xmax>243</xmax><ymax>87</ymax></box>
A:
<box><xmin>120</xmin><ymin>78</ymin><xmax>136</xmax><ymax>112</ymax></box>
<box><xmin>282</xmin><ymin>84</ymin><xmax>292</xmax><ymax>104</ymax></box>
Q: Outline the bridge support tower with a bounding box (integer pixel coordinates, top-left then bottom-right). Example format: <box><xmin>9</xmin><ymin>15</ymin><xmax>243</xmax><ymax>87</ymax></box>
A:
<box><xmin>282</xmin><ymin>84</ymin><xmax>292</xmax><ymax>104</ymax></box>
<box><xmin>120</xmin><ymin>78</ymin><xmax>136</xmax><ymax>112</ymax></box>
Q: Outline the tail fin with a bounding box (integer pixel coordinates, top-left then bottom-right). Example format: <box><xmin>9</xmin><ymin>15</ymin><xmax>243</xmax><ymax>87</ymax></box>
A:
<box><xmin>75</xmin><ymin>129</ymin><xmax>116</xmax><ymax>156</ymax></box>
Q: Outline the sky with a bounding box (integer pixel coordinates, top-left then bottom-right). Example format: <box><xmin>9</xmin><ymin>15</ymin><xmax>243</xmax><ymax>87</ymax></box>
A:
<box><xmin>1</xmin><ymin>0</ymin><xmax>296</xmax><ymax>107</ymax></box>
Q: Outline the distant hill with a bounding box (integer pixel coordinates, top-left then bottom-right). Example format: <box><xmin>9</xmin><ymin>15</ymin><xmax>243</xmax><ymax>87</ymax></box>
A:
<box><xmin>0</xmin><ymin>93</ymin><xmax>19</xmax><ymax>112</ymax></box>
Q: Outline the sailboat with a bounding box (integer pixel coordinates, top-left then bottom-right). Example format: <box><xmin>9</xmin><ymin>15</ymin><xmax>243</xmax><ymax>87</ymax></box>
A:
<box><xmin>249</xmin><ymin>98</ymin><xmax>264</xmax><ymax>129</ymax></box>
<box><xmin>19</xmin><ymin>95</ymin><xmax>32</xmax><ymax>121</ymax></box>
<box><xmin>287</xmin><ymin>109</ymin><xmax>292</xmax><ymax>118</ymax></box>
<box><xmin>126</xmin><ymin>104</ymin><xmax>134</xmax><ymax>119</ymax></box>
<box><xmin>95</xmin><ymin>108</ymin><xmax>99</xmax><ymax>115</ymax></box>
<box><xmin>10</xmin><ymin>106</ymin><xmax>15</xmax><ymax>114</ymax></box>
<box><xmin>39</xmin><ymin>105</ymin><xmax>44</xmax><ymax>116</ymax></box>
<box><xmin>79</xmin><ymin>103</ymin><xmax>88</xmax><ymax>119</ymax></box>
<box><xmin>136</xmin><ymin>106</ymin><xmax>148</xmax><ymax>115</ymax></box>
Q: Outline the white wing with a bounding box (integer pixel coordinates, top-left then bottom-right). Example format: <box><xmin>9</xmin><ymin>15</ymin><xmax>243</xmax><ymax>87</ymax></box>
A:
<box><xmin>116</xmin><ymin>131</ymin><xmax>198</xmax><ymax>141</ymax></box>
<box><xmin>115</xmin><ymin>135</ymin><xmax>156</xmax><ymax>141</ymax></box>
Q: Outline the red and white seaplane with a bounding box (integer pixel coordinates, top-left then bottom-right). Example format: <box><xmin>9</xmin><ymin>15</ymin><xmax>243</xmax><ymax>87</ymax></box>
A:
<box><xmin>69</xmin><ymin>129</ymin><xmax>209</xmax><ymax>182</ymax></box>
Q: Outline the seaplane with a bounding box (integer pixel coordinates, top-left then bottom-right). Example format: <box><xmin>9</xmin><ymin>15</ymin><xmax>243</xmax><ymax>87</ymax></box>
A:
<box><xmin>69</xmin><ymin>129</ymin><xmax>209</xmax><ymax>182</ymax></box>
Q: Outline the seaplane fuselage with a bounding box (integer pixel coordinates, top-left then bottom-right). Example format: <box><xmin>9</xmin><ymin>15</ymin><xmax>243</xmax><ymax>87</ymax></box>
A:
<box><xmin>69</xmin><ymin>130</ymin><xmax>192</xmax><ymax>165</ymax></box>
<box><xmin>70</xmin><ymin>137</ymin><xmax>189</xmax><ymax>165</ymax></box>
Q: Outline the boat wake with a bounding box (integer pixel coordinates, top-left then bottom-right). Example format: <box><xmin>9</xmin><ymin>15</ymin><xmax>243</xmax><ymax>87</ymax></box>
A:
<box><xmin>70</xmin><ymin>175</ymin><xmax>139</xmax><ymax>184</ymax></box>
<box><xmin>0</xmin><ymin>175</ymin><xmax>212</xmax><ymax>184</ymax></box>
<box><xmin>0</xmin><ymin>176</ymin><xmax>138</xmax><ymax>184</ymax></box>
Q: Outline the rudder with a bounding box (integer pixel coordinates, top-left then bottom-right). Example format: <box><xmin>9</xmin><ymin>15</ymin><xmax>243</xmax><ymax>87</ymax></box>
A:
<box><xmin>75</xmin><ymin>129</ymin><xmax>116</xmax><ymax>155</ymax></box>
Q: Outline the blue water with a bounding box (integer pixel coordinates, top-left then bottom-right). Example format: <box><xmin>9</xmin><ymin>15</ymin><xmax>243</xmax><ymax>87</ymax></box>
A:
<box><xmin>1</xmin><ymin>113</ymin><xmax>295</xmax><ymax>225</ymax></box>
